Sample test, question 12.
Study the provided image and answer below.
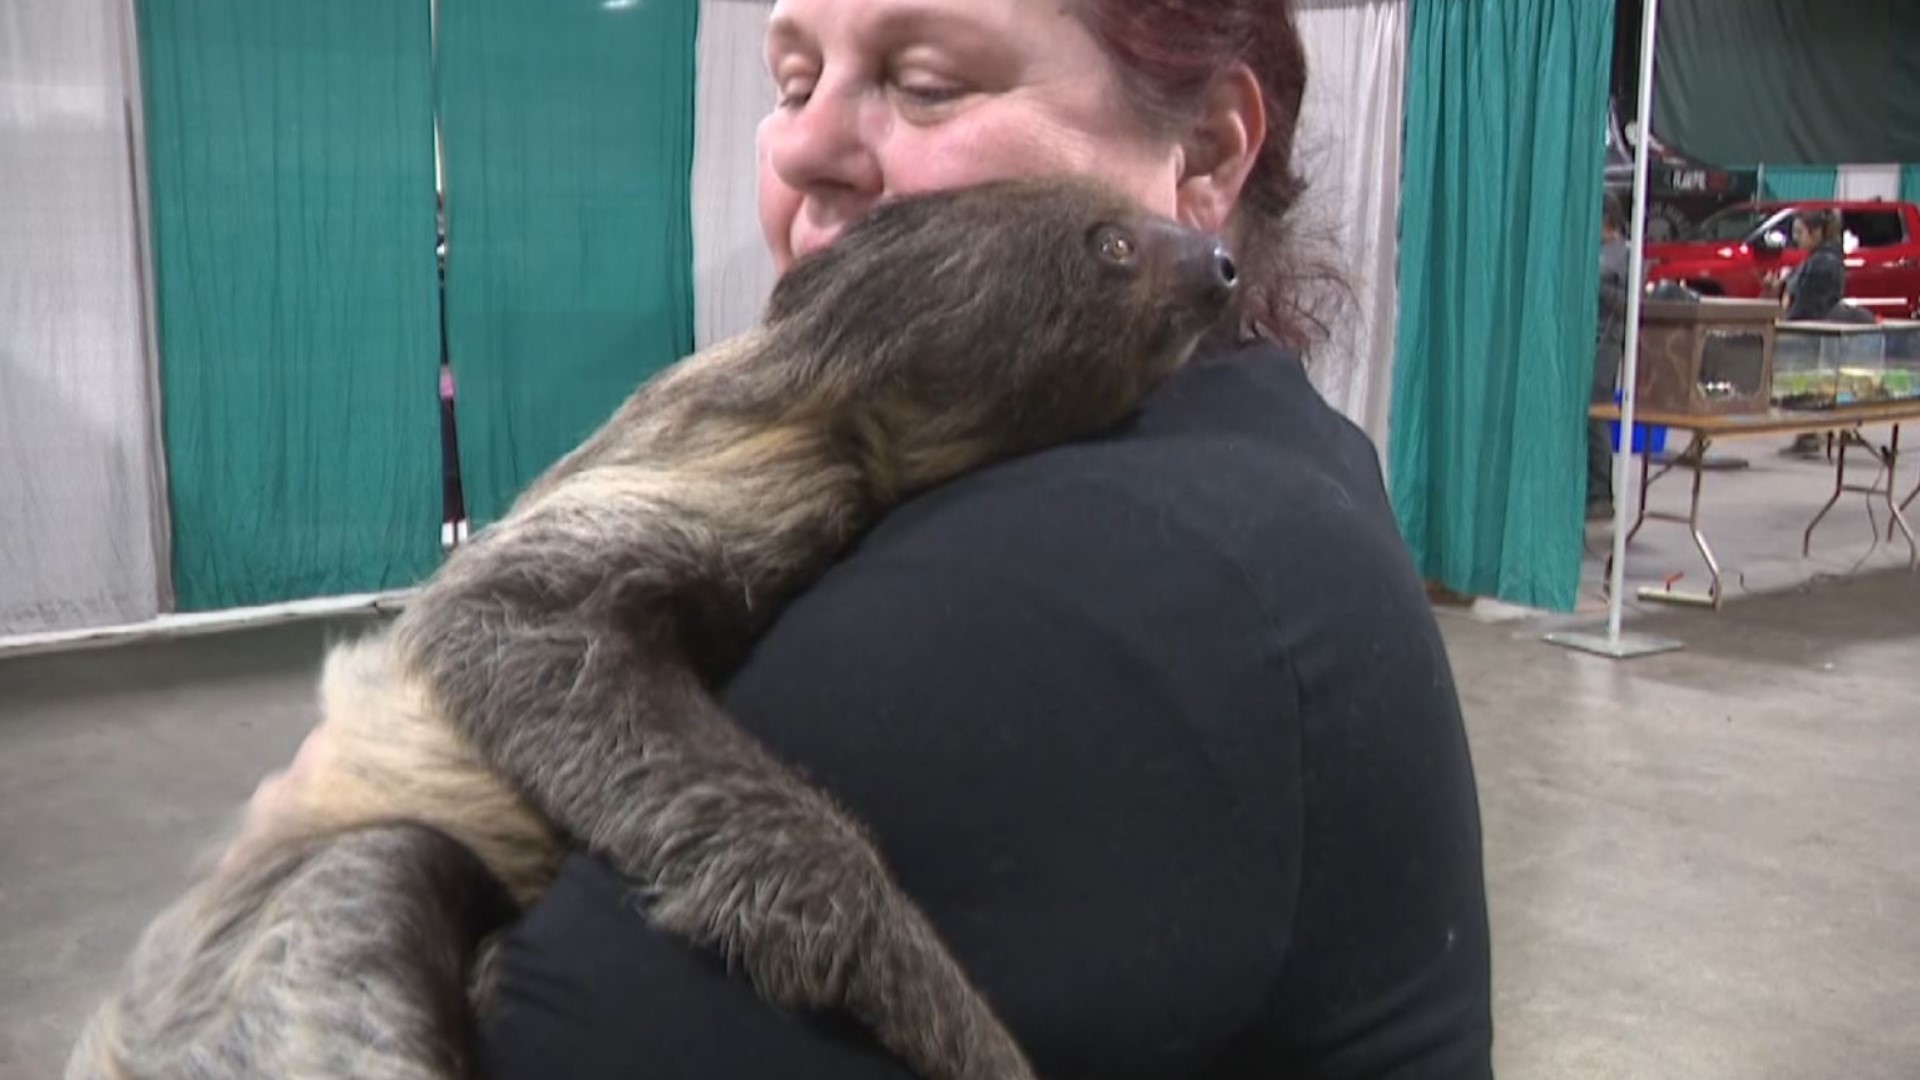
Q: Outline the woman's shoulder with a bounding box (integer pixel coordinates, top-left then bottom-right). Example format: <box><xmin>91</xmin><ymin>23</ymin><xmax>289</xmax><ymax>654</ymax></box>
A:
<box><xmin>859</xmin><ymin>340</ymin><xmax>1399</xmax><ymax>583</ymax></box>
<box><xmin>720</xmin><ymin>337</ymin><xmax>1439</xmax><ymax>806</ymax></box>
<box><xmin>715</xmin><ymin>341</ymin><xmax>1357</xmax><ymax>837</ymax></box>
<box><xmin>846</xmin><ymin>341</ymin><xmax>1421</xmax><ymax>659</ymax></box>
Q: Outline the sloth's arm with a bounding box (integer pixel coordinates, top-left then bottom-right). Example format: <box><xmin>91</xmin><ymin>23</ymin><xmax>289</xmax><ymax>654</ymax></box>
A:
<box><xmin>67</xmin><ymin>823</ymin><xmax>516</xmax><ymax>1080</ymax></box>
<box><xmin>389</xmin><ymin>473</ymin><xmax>1035</xmax><ymax>1080</ymax></box>
<box><xmin>481</xmin><ymin>853</ymin><xmax>920</xmax><ymax>1080</ymax></box>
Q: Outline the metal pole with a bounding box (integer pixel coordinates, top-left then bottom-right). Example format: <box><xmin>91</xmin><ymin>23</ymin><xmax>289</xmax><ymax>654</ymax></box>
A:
<box><xmin>1544</xmin><ymin>0</ymin><xmax>1682</xmax><ymax>659</ymax></box>
<box><xmin>1605</xmin><ymin>0</ymin><xmax>1663</xmax><ymax>645</ymax></box>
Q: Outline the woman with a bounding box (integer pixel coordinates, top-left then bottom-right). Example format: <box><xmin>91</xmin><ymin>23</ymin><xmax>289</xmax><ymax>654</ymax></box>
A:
<box><xmin>1589</xmin><ymin>192</ymin><xmax>1631</xmax><ymax>520</ymax></box>
<box><xmin>1780</xmin><ymin>207</ymin><xmax>1849</xmax><ymax>456</ymax></box>
<box><xmin>257</xmin><ymin>0</ymin><xmax>1495</xmax><ymax>1076</ymax></box>
<box><xmin>1782</xmin><ymin>208</ymin><xmax>1847</xmax><ymax>323</ymax></box>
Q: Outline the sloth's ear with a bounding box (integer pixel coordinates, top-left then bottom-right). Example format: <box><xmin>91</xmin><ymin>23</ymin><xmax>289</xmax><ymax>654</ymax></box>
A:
<box><xmin>1174</xmin><ymin>62</ymin><xmax>1265</xmax><ymax>235</ymax></box>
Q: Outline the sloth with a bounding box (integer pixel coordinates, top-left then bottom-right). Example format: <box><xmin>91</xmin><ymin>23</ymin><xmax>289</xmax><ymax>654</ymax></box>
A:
<box><xmin>66</xmin><ymin>175</ymin><xmax>1241</xmax><ymax>1080</ymax></box>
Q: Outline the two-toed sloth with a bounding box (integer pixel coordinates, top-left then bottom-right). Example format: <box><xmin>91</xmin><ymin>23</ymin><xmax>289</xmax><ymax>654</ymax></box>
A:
<box><xmin>67</xmin><ymin>176</ymin><xmax>1241</xmax><ymax>1080</ymax></box>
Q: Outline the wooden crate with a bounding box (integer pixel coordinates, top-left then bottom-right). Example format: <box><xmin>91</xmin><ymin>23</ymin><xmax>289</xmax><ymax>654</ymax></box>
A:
<box><xmin>1632</xmin><ymin>297</ymin><xmax>1780</xmax><ymax>416</ymax></box>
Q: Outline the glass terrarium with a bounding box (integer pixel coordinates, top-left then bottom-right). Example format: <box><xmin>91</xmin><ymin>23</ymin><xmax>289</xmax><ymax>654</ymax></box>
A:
<box><xmin>1771</xmin><ymin>323</ymin><xmax>1890</xmax><ymax>409</ymax></box>
<box><xmin>1882</xmin><ymin>320</ymin><xmax>1920</xmax><ymax>402</ymax></box>
<box><xmin>1835</xmin><ymin>326</ymin><xmax>1890</xmax><ymax>405</ymax></box>
<box><xmin>1772</xmin><ymin>325</ymin><xmax>1841</xmax><ymax>409</ymax></box>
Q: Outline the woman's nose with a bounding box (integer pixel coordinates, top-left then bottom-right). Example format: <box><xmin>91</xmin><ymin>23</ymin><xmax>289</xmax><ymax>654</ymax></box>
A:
<box><xmin>763</xmin><ymin>84</ymin><xmax>883</xmax><ymax>198</ymax></box>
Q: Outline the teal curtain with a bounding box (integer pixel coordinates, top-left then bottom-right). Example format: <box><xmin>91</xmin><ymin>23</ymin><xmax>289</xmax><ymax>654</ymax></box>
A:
<box><xmin>137</xmin><ymin>0</ymin><xmax>445</xmax><ymax>610</ymax></box>
<box><xmin>1386</xmin><ymin>0</ymin><xmax>1614</xmax><ymax>612</ymax></box>
<box><xmin>1903</xmin><ymin>165</ymin><xmax>1920</xmax><ymax>203</ymax></box>
<box><xmin>437</xmin><ymin>0</ymin><xmax>699</xmax><ymax>527</ymax></box>
<box><xmin>1760</xmin><ymin>165</ymin><xmax>1838</xmax><ymax>201</ymax></box>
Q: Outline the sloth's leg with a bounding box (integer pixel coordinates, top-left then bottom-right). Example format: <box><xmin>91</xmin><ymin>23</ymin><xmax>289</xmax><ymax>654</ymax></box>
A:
<box><xmin>66</xmin><ymin>822</ymin><xmax>516</xmax><ymax>1080</ymax></box>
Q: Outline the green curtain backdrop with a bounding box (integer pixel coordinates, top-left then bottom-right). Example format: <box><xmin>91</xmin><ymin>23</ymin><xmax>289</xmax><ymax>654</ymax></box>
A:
<box><xmin>1899</xmin><ymin>165</ymin><xmax>1920</xmax><ymax>204</ymax></box>
<box><xmin>1387</xmin><ymin>0</ymin><xmax>1614</xmax><ymax>612</ymax></box>
<box><xmin>137</xmin><ymin>0</ymin><xmax>445</xmax><ymax>611</ymax></box>
<box><xmin>437</xmin><ymin>0</ymin><xmax>699</xmax><ymax>527</ymax></box>
<box><xmin>1759</xmin><ymin>165</ymin><xmax>1837</xmax><ymax>201</ymax></box>
<box><xmin>1652</xmin><ymin>0</ymin><xmax>1920</xmax><ymax>166</ymax></box>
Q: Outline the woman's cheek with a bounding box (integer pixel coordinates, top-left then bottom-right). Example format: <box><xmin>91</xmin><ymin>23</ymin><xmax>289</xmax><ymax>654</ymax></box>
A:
<box><xmin>876</xmin><ymin>122</ymin><xmax>1004</xmax><ymax>194</ymax></box>
<box><xmin>755</xmin><ymin>135</ymin><xmax>800</xmax><ymax>271</ymax></box>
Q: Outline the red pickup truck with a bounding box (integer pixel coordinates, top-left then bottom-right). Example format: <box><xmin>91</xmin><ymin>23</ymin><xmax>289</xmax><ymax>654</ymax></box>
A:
<box><xmin>1643</xmin><ymin>199</ymin><xmax>1920</xmax><ymax>319</ymax></box>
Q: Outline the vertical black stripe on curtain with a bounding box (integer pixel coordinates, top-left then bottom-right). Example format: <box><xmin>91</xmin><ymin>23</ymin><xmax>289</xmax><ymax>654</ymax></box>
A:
<box><xmin>1387</xmin><ymin>0</ymin><xmax>1614</xmax><ymax>612</ymax></box>
<box><xmin>137</xmin><ymin>0</ymin><xmax>445</xmax><ymax>610</ymax></box>
<box><xmin>436</xmin><ymin>0</ymin><xmax>699</xmax><ymax>529</ymax></box>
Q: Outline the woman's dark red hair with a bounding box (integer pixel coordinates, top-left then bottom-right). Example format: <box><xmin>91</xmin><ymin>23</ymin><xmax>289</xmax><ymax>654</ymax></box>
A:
<box><xmin>1072</xmin><ymin>0</ymin><xmax>1332</xmax><ymax>350</ymax></box>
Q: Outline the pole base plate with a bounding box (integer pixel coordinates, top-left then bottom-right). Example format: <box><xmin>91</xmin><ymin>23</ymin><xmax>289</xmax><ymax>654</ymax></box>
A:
<box><xmin>1543</xmin><ymin>628</ymin><xmax>1686</xmax><ymax>659</ymax></box>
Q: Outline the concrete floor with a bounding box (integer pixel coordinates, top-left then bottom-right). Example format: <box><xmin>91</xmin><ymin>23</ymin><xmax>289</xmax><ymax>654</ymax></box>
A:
<box><xmin>1447</xmin><ymin>573</ymin><xmax>1920</xmax><ymax>1079</ymax></box>
<box><xmin>4</xmin><ymin>572</ymin><xmax>1919</xmax><ymax>1077</ymax></box>
<box><xmin>0</xmin><ymin>617</ymin><xmax>364</xmax><ymax>1077</ymax></box>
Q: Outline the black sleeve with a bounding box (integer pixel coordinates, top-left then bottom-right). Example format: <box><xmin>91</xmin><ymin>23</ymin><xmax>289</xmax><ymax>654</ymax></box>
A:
<box><xmin>1597</xmin><ymin>260</ymin><xmax>1629</xmax><ymax>328</ymax></box>
<box><xmin>1786</xmin><ymin>251</ymin><xmax>1844</xmax><ymax>320</ymax></box>
<box><xmin>478</xmin><ymin>468</ymin><xmax>1304</xmax><ymax>1079</ymax></box>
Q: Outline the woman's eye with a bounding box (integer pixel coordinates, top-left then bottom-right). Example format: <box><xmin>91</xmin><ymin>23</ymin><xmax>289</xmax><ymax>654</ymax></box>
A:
<box><xmin>890</xmin><ymin>79</ymin><xmax>969</xmax><ymax>112</ymax></box>
<box><xmin>771</xmin><ymin>65</ymin><xmax>816</xmax><ymax>109</ymax></box>
<box><xmin>899</xmin><ymin>83</ymin><xmax>962</xmax><ymax>103</ymax></box>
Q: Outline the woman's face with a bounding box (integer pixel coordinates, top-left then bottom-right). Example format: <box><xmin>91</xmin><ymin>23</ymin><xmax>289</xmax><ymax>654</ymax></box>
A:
<box><xmin>1792</xmin><ymin>218</ymin><xmax>1816</xmax><ymax>250</ymax></box>
<box><xmin>755</xmin><ymin>0</ymin><xmax>1195</xmax><ymax>273</ymax></box>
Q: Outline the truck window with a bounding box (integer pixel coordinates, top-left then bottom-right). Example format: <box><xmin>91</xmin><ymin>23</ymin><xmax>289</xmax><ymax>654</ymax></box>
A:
<box><xmin>1842</xmin><ymin>210</ymin><xmax>1906</xmax><ymax>249</ymax></box>
<box><xmin>1688</xmin><ymin>206</ymin><xmax>1787</xmax><ymax>243</ymax></box>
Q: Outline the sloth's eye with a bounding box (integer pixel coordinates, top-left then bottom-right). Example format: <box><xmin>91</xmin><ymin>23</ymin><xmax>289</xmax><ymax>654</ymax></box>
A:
<box><xmin>1095</xmin><ymin>226</ymin><xmax>1137</xmax><ymax>266</ymax></box>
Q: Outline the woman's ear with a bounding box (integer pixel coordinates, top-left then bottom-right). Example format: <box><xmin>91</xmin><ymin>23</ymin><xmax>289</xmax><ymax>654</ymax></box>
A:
<box><xmin>1175</xmin><ymin>63</ymin><xmax>1266</xmax><ymax>233</ymax></box>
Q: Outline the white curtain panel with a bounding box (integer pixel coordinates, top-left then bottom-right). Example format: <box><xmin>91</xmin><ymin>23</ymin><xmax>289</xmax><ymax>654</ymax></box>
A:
<box><xmin>1291</xmin><ymin>0</ymin><xmax>1409</xmax><ymax>458</ymax></box>
<box><xmin>1835</xmin><ymin>163</ymin><xmax>1901</xmax><ymax>202</ymax></box>
<box><xmin>0</xmin><ymin>0</ymin><xmax>170</xmax><ymax>636</ymax></box>
<box><xmin>691</xmin><ymin>0</ymin><xmax>779</xmax><ymax>351</ymax></box>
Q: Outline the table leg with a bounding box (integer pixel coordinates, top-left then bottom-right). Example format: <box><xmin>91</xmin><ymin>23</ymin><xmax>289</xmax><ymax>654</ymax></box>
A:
<box><xmin>1884</xmin><ymin>424</ymin><xmax>1918</xmax><ymax>568</ymax></box>
<box><xmin>1901</xmin><ymin>462</ymin><xmax>1919</xmax><ymax>519</ymax></box>
<box><xmin>1682</xmin><ymin>442</ymin><xmax>1725</xmax><ymax>608</ymax></box>
<box><xmin>1629</xmin><ymin>431</ymin><xmax>1690</xmax><ymax>545</ymax></box>
<box><xmin>1803</xmin><ymin>430</ymin><xmax>1851</xmax><ymax>557</ymax></box>
<box><xmin>1634</xmin><ymin>432</ymin><xmax>1725</xmax><ymax>609</ymax></box>
<box><xmin>1602</xmin><ymin>438</ymin><xmax>1657</xmax><ymax>600</ymax></box>
<box><xmin>1627</xmin><ymin>443</ymin><xmax>1648</xmax><ymax>543</ymax></box>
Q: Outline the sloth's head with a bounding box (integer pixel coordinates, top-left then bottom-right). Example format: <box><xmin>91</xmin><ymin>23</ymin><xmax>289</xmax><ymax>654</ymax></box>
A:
<box><xmin>763</xmin><ymin>176</ymin><xmax>1238</xmax><ymax>488</ymax></box>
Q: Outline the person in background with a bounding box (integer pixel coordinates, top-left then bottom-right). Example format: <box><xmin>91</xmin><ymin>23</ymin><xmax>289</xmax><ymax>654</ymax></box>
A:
<box><xmin>1780</xmin><ymin>207</ymin><xmax>1848</xmax><ymax>456</ymax></box>
<box><xmin>1588</xmin><ymin>192</ymin><xmax>1631</xmax><ymax>521</ymax></box>
<box><xmin>1782</xmin><ymin>207</ymin><xmax>1846</xmax><ymax>322</ymax></box>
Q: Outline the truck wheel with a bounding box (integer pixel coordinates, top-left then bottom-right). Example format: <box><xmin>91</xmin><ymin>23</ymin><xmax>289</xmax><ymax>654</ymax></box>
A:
<box><xmin>1644</xmin><ymin>203</ymin><xmax>1691</xmax><ymax>242</ymax></box>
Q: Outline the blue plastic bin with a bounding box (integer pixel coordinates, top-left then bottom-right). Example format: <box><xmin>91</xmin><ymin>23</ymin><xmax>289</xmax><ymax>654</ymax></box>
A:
<box><xmin>1605</xmin><ymin>391</ymin><xmax>1667</xmax><ymax>454</ymax></box>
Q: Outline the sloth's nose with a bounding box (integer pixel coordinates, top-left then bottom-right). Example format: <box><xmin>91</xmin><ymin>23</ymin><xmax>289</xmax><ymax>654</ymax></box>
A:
<box><xmin>1180</xmin><ymin>233</ymin><xmax>1239</xmax><ymax>306</ymax></box>
<box><xmin>1208</xmin><ymin>244</ymin><xmax>1239</xmax><ymax>295</ymax></box>
<box><xmin>1205</xmin><ymin>240</ymin><xmax>1236</xmax><ymax>297</ymax></box>
<box><xmin>1139</xmin><ymin>219</ymin><xmax>1238</xmax><ymax>311</ymax></box>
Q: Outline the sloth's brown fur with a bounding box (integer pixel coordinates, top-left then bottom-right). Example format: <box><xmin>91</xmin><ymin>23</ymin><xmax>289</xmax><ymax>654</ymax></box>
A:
<box><xmin>67</xmin><ymin>176</ymin><xmax>1239</xmax><ymax>1080</ymax></box>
